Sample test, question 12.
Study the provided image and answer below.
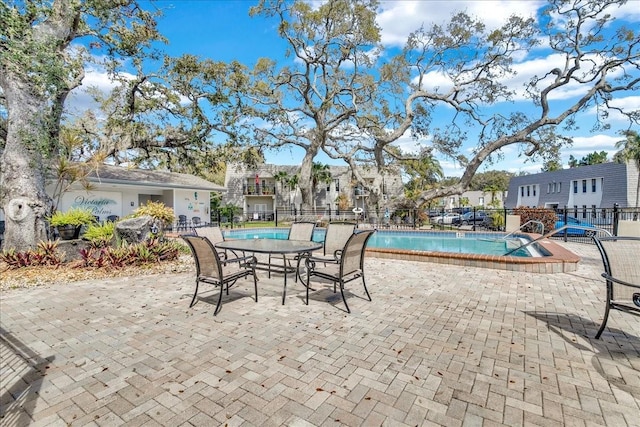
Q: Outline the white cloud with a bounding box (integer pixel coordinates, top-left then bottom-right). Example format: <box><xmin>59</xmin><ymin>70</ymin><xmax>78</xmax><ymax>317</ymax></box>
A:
<box><xmin>64</xmin><ymin>67</ymin><xmax>135</xmax><ymax>117</ymax></box>
<box><xmin>377</xmin><ymin>0</ymin><xmax>543</xmax><ymax>47</ymax></box>
<box><xmin>585</xmin><ymin>95</ymin><xmax>640</xmax><ymax>123</ymax></box>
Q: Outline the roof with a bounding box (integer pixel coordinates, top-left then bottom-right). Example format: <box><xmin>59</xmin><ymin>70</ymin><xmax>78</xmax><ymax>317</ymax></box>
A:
<box><xmin>87</xmin><ymin>164</ymin><xmax>226</xmax><ymax>192</ymax></box>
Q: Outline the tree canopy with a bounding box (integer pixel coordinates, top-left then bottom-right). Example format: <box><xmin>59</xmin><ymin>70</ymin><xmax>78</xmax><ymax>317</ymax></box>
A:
<box><xmin>2</xmin><ymin>0</ymin><xmax>639</xmax><ymax>251</ymax></box>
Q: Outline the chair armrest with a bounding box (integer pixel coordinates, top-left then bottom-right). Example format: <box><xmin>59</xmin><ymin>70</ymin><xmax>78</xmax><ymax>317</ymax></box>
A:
<box><xmin>225</xmin><ymin>254</ymin><xmax>257</xmax><ymax>265</ymax></box>
<box><xmin>307</xmin><ymin>255</ymin><xmax>338</xmax><ymax>264</ymax></box>
<box><xmin>602</xmin><ymin>273</ymin><xmax>640</xmax><ymax>289</ymax></box>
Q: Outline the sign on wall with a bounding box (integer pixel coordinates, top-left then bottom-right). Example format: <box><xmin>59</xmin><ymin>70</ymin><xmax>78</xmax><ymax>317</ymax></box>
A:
<box><xmin>178</xmin><ymin>190</ymin><xmax>209</xmax><ymax>217</ymax></box>
<box><xmin>60</xmin><ymin>191</ymin><xmax>122</xmax><ymax>218</ymax></box>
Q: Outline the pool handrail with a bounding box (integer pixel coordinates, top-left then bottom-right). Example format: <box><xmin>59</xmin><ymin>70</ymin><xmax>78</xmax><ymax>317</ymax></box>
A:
<box><xmin>502</xmin><ymin>220</ymin><xmax>545</xmax><ymax>240</ymax></box>
<box><xmin>503</xmin><ymin>225</ymin><xmax>612</xmax><ymax>256</ymax></box>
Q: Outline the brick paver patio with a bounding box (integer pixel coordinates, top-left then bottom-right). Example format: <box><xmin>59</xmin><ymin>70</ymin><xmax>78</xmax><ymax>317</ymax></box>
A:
<box><xmin>1</xmin><ymin>242</ymin><xmax>639</xmax><ymax>426</ymax></box>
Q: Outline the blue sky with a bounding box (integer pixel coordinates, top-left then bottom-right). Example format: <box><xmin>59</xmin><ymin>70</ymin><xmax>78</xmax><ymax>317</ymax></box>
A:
<box><xmin>67</xmin><ymin>0</ymin><xmax>640</xmax><ymax>177</ymax></box>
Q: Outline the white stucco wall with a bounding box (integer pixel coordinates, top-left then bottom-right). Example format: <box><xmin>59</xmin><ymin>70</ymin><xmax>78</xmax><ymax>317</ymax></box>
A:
<box><xmin>173</xmin><ymin>189</ymin><xmax>210</xmax><ymax>223</ymax></box>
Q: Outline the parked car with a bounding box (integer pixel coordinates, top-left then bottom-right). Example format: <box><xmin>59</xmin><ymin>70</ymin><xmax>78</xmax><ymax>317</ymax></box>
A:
<box><xmin>555</xmin><ymin>215</ymin><xmax>597</xmax><ymax>236</ymax></box>
<box><xmin>453</xmin><ymin>211</ymin><xmax>489</xmax><ymax>226</ymax></box>
<box><xmin>433</xmin><ymin>213</ymin><xmax>461</xmax><ymax>224</ymax></box>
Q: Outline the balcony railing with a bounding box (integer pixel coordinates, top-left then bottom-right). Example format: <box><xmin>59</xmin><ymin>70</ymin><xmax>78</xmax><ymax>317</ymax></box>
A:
<box><xmin>243</xmin><ymin>185</ymin><xmax>276</xmax><ymax>195</ymax></box>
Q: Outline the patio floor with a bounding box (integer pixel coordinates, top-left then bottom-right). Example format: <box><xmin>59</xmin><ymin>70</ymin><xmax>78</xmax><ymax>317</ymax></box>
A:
<box><xmin>1</xmin><ymin>242</ymin><xmax>639</xmax><ymax>426</ymax></box>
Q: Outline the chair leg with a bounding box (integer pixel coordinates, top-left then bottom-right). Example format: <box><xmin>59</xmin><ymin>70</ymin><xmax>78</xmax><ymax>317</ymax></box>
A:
<box><xmin>213</xmin><ymin>282</ymin><xmax>225</xmax><ymax>316</ymax></box>
<box><xmin>361</xmin><ymin>273</ymin><xmax>372</xmax><ymax>301</ymax></box>
<box><xmin>594</xmin><ymin>304</ymin><xmax>611</xmax><ymax>339</ymax></box>
<box><xmin>189</xmin><ymin>281</ymin><xmax>200</xmax><ymax>307</ymax></box>
<box><xmin>338</xmin><ymin>280</ymin><xmax>350</xmax><ymax>313</ymax></box>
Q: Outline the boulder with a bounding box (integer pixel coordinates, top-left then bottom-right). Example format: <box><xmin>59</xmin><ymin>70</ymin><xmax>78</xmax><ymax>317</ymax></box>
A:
<box><xmin>115</xmin><ymin>215</ymin><xmax>155</xmax><ymax>245</ymax></box>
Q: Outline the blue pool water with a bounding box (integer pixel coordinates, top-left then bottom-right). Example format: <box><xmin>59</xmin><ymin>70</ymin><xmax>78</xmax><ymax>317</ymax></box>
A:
<box><xmin>223</xmin><ymin>228</ymin><xmax>537</xmax><ymax>257</ymax></box>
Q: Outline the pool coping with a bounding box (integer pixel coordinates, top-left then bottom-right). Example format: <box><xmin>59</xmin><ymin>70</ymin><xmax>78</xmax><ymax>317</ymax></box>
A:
<box><xmin>365</xmin><ymin>232</ymin><xmax>580</xmax><ymax>273</ymax></box>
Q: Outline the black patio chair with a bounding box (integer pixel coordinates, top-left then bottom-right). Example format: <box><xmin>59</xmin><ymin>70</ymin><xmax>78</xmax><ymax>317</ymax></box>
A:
<box><xmin>296</xmin><ymin>222</ymin><xmax>355</xmax><ymax>281</ymax></box>
<box><xmin>268</xmin><ymin>221</ymin><xmax>315</xmax><ymax>279</ymax></box>
<box><xmin>304</xmin><ymin>229</ymin><xmax>375</xmax><ymax>313</ymax></box>
<box><xmin>191</xmin><ymin>216</ymin><xmax>202</xmax><ymax>227</ymax></box>
<box><xmin>592</xmin><ymin>236</ymin><xmax>640</xmax><ymax>339</ymax></box>
<box><xmin>194</xmin><ymin>225</ymin><xmax>239</xmax><ymax>260</ymax></box>
<box><xmin>177</xmin><ymin>215</ymin><xmax>188</xmax><ymax>231</ymax></box>
<box><xmin>181</xmin><ymin>235</ymin><xmax>258</xmax><ymax>316</ymax></box>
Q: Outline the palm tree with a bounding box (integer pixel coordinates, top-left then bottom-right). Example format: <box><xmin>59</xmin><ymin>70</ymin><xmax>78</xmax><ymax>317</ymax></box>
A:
<box><xmin>310</xmin><ymin>162</ymin><xmax>332</xmax><ymax>210</ymax></box>
<box><xmin>615</xmin><ymin>130</ymin><xmax>640</xmax><ymax>208</ymax></box>
<box><xmin>273</xmin><ymin>170</ymin><xmax>289</xmax><ymax>203</ymax></box>
<box><xmin>403</xmin><ymin>152</ymin><xmax>444</xmax><ymax>189</ymax></box>
<box><xmin>287</xmin><ymin>174</ymin><xmax>300</xmax><ymax>211</ymax></box>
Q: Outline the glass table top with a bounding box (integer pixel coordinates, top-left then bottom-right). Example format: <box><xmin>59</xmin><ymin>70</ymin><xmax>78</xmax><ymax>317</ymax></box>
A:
<box><xmin>216</xmin><ymin>239</ymin><xmax>323</xmax><ymax>254</ymax></box>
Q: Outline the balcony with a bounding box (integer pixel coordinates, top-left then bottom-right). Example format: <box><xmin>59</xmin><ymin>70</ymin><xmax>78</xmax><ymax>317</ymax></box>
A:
<box><xmin>243</xmin><ymin>184</ymin><xmax>276</xmax><ymax>196</ymax></box>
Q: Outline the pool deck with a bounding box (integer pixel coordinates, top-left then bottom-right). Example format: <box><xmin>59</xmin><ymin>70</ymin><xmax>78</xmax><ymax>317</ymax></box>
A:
<box><xmin>1</xmin><ymin>241</ymin><xmax>639</xmax><ymax>426</ymax></box>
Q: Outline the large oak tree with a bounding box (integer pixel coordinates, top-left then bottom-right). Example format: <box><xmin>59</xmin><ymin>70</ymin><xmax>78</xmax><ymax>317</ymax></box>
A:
<box><xmin>247</xmin><ymin>0</ymin><xmax>639</xmax><ymax>214</ymax></box>
<box><xmin>1</xmin><ymin>0</ymin><xmax>164</xmax><ymax>251</ymax></box>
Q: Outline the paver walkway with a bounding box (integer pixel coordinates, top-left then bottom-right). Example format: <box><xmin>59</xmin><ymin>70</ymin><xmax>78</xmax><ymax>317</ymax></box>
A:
<box><xmin>1</xmin><ymin>242</ymin><xmax>639</xmax><ymax>426</ymax></box>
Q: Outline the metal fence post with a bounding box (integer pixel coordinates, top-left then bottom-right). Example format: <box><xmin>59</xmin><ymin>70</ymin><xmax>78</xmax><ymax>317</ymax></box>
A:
<box><xmin>613</xmin><ymin>203</ymin><xmax>619</xmax><ymax>236</ymax></box>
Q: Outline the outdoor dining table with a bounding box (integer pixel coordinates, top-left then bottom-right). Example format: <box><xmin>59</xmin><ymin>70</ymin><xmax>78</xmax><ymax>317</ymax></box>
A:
<box><xmin>215</xmin><ymin>238</ymin><xmax>323</xmax><ymax>304</ymax></box>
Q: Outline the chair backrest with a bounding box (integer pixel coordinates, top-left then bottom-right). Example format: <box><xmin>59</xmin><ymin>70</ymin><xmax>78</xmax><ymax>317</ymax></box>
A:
<box><xmin>340</xmin><ymin>230</ymin><xmax>375</xmax><ymax>276</ymax></box>
<box><xmin>288</xmin><ymin>222</ymin><xmax>315</xmax><ymax>241</ymax></box>
<box><xmin>107</xmin><ymin>215</ymin><xmax>119</xmax><ymax>222</ymax></box>
<box><xmin>617</xmin><ymin>220</ymin><xmax>640</xmax><ymax>237</ymax></box>
<box><xmin>324</xmin><ymin>222</ymin><xmax>356</xmax><ymax>256</ymax></box>
<box><xmin>178</xmin><ymin>215</ymin><xmax>187</xmax><ymax>223</ymax></box>
<box><xmin>195</xmin><ymin>226</ymin><xmax>225</xmax><ymax>246</ymax></box>
<box><xmin>192</xmin><ymin>216</ymin><xmax>202</xmax><ymax>226</ymax></box>
<box><xmin>593</xmin><ymin>236</ymin><xmax>640</xmax><ymax>305</ymax></box>
<box><xmin>182</xmin><ymin>235</ymin><xmax>223</xmax><ymax>280</ymax></box>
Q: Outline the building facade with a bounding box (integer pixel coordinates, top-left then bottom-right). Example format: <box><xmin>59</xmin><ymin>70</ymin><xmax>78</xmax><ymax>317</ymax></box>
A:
<box><xmin>434</xmin><ymin>190</ymin><xmax>507</xmax><ymax>210</ymax></box>
<box><xmin>223</xmin><ymin>163</ymin><xmax>404</xmax><ymax>220</ymax></box>
<box><xmin>505</xmin><ymin>161</ymin><xmax>639</xmax><ymax>209</ymax></box>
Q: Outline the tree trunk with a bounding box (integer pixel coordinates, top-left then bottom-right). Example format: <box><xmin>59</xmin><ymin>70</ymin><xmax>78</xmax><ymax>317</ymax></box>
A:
<box><xmin>0</xmin><ymin>78</ymin><xmax>53</xmax><ymax>251</ymax></box>
<box><xmin>298</xmin><ymin>146</ymin><xmax>319</xmax><ymax>210</ymax></box>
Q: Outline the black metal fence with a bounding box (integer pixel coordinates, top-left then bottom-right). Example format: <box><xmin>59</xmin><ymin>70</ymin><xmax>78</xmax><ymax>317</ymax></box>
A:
<box><xmin>192</xmin><ymin>205</ymin><xmax>639</xmax><ymax>243</ymax></box>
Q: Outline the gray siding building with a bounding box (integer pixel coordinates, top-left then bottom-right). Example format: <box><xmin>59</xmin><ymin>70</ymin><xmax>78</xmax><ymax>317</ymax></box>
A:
<box><xmin>505</xmin><ymin>161</ymin><xmax>638</xmax><ymax>209</ymax></box>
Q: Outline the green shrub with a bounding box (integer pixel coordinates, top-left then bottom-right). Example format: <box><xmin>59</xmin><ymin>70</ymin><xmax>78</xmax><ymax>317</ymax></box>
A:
<box><xmin>133</xmin><ymin>201</ymin><xmax>175</xmax><ymax>226</ymax></box>
<box><xmin>83</xmin><ymin>222</ymin><xmax>115</xmax><ymax>247</ymax></box>
<box><xmin>489</xmin><ymin>211</ymin><xmax>505</xmax><ymax>230</ymax></box>
<box><xmin>49</xmin><ymin>208</ymin><xmax>96</xmax><ymax>227</ymax></box>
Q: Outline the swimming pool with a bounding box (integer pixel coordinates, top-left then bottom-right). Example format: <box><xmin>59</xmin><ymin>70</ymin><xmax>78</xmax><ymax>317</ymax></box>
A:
<box><xmin>220</xmin><ymin>227</ymin><xmax>580</xmax><ymax>273</ymax></box>
<box><xmin>223</xmin><ymin>228</ymin><xmax>539</xmax><ymax>257</ymax></box>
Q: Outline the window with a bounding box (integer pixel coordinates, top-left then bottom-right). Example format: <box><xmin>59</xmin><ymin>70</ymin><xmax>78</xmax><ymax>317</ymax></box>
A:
<box><xmin>558</xmin><ymin>182</ymin><xmax>561</xmax><ymax>193</ymax></box>
<box><xmin>547</xmin><ymin>183</ymin><xmax>551</xmax><ymax>194</ymax></box>
<box><xmin>527</xmin><ymin>186</ymin><xmax>530</xmax><ymax>197</ymax></box>
<box><xmin>582</xmin><ymin>205</ymin><xmax>587</xmax><ymax>219</ymax></box>
<box><xmin>521</xmin><ymin>187</ymin><xmax>525</xmax><ymax>197</ymax></box>
<box><xmin>582</xmin><ymin>180</ymin><xmax>587</xmax><ymax>193</ymax></box>
<box><xmin>552</xmin><ymin>182</ymin><xmax>556</xmax><ymax>193</ymax></box>
<box><xmin>591</xmin><ymin>205</ymin><xmax>597</xmax><ymax>218</ymax></box>
<box><xmin>573</xmin><ymin>206</ymin><xmax>578</xmax><ymax>217</ymax></box>
<box><xmin>573</xmin><ymin>181</ymin><xmax>578</xmax><ymax>193</ymax></box>
<box><xmin>479</xmin><ymin>197</ymin><xmax>484</xmax><ymax>206</ymax></box>
<box><xmin>335</xmin><ymin>180</ymin><xmax>340</xmax><ymax>192</ymax></box>
<box><xmin>591</xmin><ymin>178</ymin><xmax>596</xmax><ymax>192</ymax></box>
<box><xmin>533</xmin><ymin>185</ymin><xmax>537</xmax><ymax>196</ymax></box>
